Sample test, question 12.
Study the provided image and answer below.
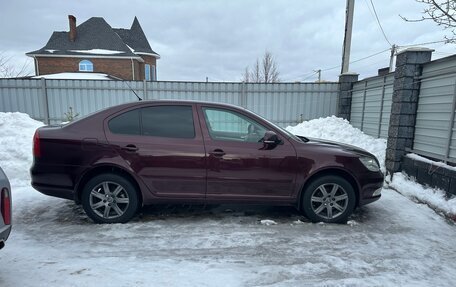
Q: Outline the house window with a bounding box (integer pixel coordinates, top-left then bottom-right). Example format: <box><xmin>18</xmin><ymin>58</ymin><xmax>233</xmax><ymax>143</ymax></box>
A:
<box><xmin>79</xmin><ymin>60</ymin><xmax>93</xmax><ymax>72</ymax></box>
<box><xmin>145</xmin><ymin>64</ymin><xmax>151</xmax><ymax>81</ymax></box>
<box><xmin>151</xmin><ymin>65</ymin><xmax>156</xmax><ymax>81</ymax></box>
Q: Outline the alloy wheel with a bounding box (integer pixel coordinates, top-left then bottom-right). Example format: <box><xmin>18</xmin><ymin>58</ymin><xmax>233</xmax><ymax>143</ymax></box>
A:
<box><xmin>310</xmin><ymin>183</ymin><xmax>349</xmax><ymax>220</ymax></box>
<box><xmin>89</xmin><ymin>181</ymin><xmax>130</xmax><ymax>219</ymax></box>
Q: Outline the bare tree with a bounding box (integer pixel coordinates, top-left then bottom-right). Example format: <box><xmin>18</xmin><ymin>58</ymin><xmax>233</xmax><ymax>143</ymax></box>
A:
<box><xmin>262</xmin><ymin>51</ymin><xmax>280</xmax><ymax>83</ymax></box>
<box><xmin>401</xmin><ymin>0</ymin><xmax>456</xmax><ymax>43</ymax></box>
<box><xmin>242</xmin><ymin>66</ymin><xmax>250</xmax><ymax>83</ymax></box>
<box><xmin>241</xmin><ymin>51</ymin><xmax>280</xmax><ymax>83</ymax></box>
<box><xmin>0</xmin><ymin>52</ymin><xmax>32</xmax><ymax>78</ymax></box>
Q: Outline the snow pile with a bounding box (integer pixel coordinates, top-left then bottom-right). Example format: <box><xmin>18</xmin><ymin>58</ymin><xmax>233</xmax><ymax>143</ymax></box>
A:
<box><xmin>389</xmin><ymin>173</ymin><xmax>456</xmax><ymax>218</ymax></box>
<box><xmin>0</xmin><ymin>112</ymin><xmax>44</xmax><ymax>186</ymax></box>
<box><xmin>286</xmin><ymin>116</ymin><xmax>387</xmax><ymax>171</ymax></box>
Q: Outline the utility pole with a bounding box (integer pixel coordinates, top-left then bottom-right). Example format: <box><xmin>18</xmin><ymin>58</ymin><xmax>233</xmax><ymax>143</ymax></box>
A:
<box><xmin>314</xmin><ymin>69</ymin><xmax>322</xmax><ymax>82</ymax></box>
<box><xmin>341</xmin><ymin>0</ymin><xmax>355</xmax><ymax>74</ymax></box>
<box><xmin>389</xmin><ymin>44</ymin><xmax>397</xmax><ymax>72</ymax></box>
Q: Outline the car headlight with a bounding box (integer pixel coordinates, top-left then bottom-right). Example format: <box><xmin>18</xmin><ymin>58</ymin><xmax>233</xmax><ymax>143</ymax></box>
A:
<box><xmin>359</xmin><ymin>156</ymin><xmax>380</xmax><ymax>172</ymax></box>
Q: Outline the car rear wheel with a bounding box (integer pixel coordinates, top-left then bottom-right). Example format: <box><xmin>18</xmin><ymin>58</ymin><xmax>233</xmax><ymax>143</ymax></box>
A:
<box><xmin>301</xmin><ymin>175</ymin><xmax>356</xmax><ymax>224</ymax></box>
<box><xmin>82</xmin><ymin>173</ymin><xmax>139</xmax><ymax>223</ymax></box>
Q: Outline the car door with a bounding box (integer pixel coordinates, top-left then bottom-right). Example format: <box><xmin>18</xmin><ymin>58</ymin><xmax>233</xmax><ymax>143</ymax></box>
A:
<box><xmin>104</xmin><ymin>103</ymin><xmax>206</xmax><ymax>199</ymax></box>
<box><xmin>197</xmin><ymin>104</ymin><xmax>298</xmax><ymax>201</ymax></box>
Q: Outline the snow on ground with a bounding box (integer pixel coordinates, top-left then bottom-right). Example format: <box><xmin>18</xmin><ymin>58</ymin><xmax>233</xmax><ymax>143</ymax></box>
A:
<box><xmin>406</xmin><ymin>153</ymin><xmax>456</xmax><ymax>172</ymax></box>
<box><xmin>33</xmin><ymin>72</ymin><xmax>113</xmax><ymax>80</ymax></box>
<box><xmin>1</xmin><ymin>112</ymin><xmax>456</xmax><ymax>286</ymax></box>
<box><xmin>286</xmin><ymin>116</ymin><xmax>387</xmax><ymax>172</ymax></box>
<box><xmin>389</xmin><ymin>172</ymin><xmax>456</xmax><ymax>218</ymax></box>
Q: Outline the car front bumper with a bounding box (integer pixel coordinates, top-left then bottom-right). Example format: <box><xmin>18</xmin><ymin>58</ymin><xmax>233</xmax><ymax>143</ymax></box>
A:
<box><xmin>358</xmin><ymin>171</ymin><xmax>384</xmax><ymax>206</ymax></box>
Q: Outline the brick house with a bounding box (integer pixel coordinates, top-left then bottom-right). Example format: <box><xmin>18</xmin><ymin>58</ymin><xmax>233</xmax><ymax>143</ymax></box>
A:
<box><xmin>26</xmin><ymin>15</ymin><xmax>159</xmax><ymax>81</ymax></box>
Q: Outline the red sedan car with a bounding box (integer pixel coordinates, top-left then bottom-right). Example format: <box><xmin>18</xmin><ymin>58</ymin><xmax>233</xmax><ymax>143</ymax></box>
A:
<box><xmin>31</xmin><ymin>100</ymin><xmax>383</xmax><ymax>223</ymax></box>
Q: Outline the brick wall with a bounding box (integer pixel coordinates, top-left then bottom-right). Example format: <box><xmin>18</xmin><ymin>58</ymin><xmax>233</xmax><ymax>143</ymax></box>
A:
<box><xmin>140</xmin><ymin>55</ymin><xmax>157</xmax><ymax>80</ymax></box>
<box><xmin>36</xmin><ymin>57</ymin><xmax>154</xmax><ymax>80</ymax></box>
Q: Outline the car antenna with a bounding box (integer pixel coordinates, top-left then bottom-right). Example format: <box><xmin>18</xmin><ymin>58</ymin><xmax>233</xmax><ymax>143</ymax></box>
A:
<box><xmin>122</xmin><ymin>80</ymin><xmax>142</xmax><ymax>101</ymax></box>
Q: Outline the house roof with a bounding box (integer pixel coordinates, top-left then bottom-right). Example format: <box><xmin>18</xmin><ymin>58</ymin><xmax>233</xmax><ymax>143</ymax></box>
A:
<box><xmin>32</xmin><ymin>72</ymin><xmax>115</xmax><ymax>80</ymax></box>
<box><xmin>26</xmin><ymin>16</ymin><xmax>159</xmax><ymax>59</ymax></box>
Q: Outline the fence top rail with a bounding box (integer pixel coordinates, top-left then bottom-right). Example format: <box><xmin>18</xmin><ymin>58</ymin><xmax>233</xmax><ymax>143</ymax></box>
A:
<box><xmin>0</xmin><ymin>78</ymin><xmax>339</xmax><ymax>85</ymax></box>
<box><xmin>354</xmin><ymin>72</ymin><xmax>394</xmax><ymax>84</ymax></box>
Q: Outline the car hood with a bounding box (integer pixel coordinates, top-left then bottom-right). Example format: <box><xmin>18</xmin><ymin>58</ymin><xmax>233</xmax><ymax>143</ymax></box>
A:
<box><xmin>302</xmin><ymin>137</ymin><xmax>376</xmax><ymax>158</ymax></box>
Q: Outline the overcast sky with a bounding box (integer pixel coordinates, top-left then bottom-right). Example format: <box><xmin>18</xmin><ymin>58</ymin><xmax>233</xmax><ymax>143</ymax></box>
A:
<box><xmin>1</xmin><ymin>0</ymin><xmax>455</xmax><ymax>82</ymax></box>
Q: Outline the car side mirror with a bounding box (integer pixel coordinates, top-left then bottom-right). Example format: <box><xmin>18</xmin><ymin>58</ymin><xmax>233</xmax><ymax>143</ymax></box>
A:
<box><xmin>261</xmin><ymin>131</ymin><xmax>282</xmax><ymax>149</ymax></box>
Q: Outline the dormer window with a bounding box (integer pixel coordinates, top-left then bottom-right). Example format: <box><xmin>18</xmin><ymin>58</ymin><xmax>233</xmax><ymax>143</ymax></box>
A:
<box><xmin>79</xmin><ymin>60</ymin><xmax>93</xmax><ymax>72</ymax></box>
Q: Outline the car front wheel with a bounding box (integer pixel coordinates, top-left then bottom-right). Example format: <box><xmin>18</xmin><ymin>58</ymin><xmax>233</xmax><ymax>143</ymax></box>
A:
<box><xmin>82</xmin><ymin>173</ymin><xmax>139</xmax><ymax>223</ymax></box>
<box><xmin>302</xmin><ymin>175</ymin><xmax>356</xmax><ymax>223</ymax></box>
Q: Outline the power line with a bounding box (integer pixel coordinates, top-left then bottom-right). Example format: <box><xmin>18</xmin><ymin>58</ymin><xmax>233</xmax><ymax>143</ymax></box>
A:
<box><xmin>302</xmin><ymin>71</ymin><xmax>319</xmax><ymax>81</ymax></box>
<box><xmin>320</xmin><ymin>48</ymin><xmax>391</xmax><ymax>72</ymax></box>
<box><xmin>363</xmin><ymin>0</ymin><xmax>377</xmax><ymax>23</ymax></box>
<box><xmin>397</xmin><ymin>39</ymin><xmax>449</xmax><ymax>48</ymax></box>
<box><xmin>297</xmin><ymin>48</ymin><xmax>391</xmax><ymax>81</ymax></box>
<box><xmin>369</xmin><ymin>0</ymin><xmax>392</xmax><ymax>46</ymax></box>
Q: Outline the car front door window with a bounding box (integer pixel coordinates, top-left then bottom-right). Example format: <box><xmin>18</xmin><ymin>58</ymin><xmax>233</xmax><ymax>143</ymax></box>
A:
<box><xmin>203</xmin><ymin>108</ymin><xmax>267</xmax><ymax>143</ymax></box>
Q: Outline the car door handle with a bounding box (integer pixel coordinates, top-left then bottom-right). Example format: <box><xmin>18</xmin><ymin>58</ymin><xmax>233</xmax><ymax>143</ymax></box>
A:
<box><xmin>209</xmin><ymin>149</ymin><xmax>225</xmax><ymax>157</ymax></box>
<box><xmin>121</xmin><ymin>144</ymin><xmax>138</xmax><ymax>152</ymax></box>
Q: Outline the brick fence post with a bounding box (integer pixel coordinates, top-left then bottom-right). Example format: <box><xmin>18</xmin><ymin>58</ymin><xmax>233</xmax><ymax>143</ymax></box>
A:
<box><xmin>385</xmin><ymin>47</ymin><xmax>433</xmax><ymax>174</ymax></box>
<box><xmin>337</xmin><ymin>73</ymin><xmax>359</xmax><ymax>120</ymax></box>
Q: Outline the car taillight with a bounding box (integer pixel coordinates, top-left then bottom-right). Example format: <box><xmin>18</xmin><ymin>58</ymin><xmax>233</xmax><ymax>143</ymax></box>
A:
<box><xmin>1</xmin><ymin>188</ymin><xmax>11</xmax><ymax>225</ymax></box>
<box><xmin>33</xmin><ymin>130</ymin><xmax>41</xmax><ymax>158</ymax></box>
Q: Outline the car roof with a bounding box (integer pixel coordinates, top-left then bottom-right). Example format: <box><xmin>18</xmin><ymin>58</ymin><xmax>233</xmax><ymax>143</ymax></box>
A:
<box><xmin>121</xmin><ymin>99</ymin><xmax>245</xmax><ymax>110</ymax></box>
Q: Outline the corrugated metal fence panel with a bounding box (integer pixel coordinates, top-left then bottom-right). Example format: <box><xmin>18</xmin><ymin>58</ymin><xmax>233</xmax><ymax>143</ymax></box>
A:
<box><xmin>414</xmin><ymin>73</ymin><xmax>456</xmax><ymax>160</ymax></box>
<box><xmin>245</xmin><ymin>82</ymin><xmax>339</xmax><ymax>127</ymax></box>
<box><xmin>0</xmin><ymin>79</ymin><xmax>339</xmax><ymax>127</ymax></box>
<box><xmin>362</xmin><ymin>77</ymin><xmax>384</xmax><ymax>136</ymax></box>
<box><xmin>451</xmin><ymin>114</ymin><xmax>456</xmax><ymax>159</ymax></box>
<box><xmin>0</xmin><ymin>79</ymin><xmax>45</xmax><ymax>121</ymax></box>
<box><xmin>45</xmin><ymin>80</ymin><xmax>141</xmax><ymax>124</ymax></box>
<box><xmin>350</xmin><ymin>81</ymin><xmax>365</xmax><ymax>130</ymax></box>
<box><xmin>148</xmin><ymin>81</ymin><xmax>242</xmax><ymax>105</ymax></box>
<box><xmin>380</xmin><ymin>76</ymin><xmax>394</xmax><ymax>138</ymax></box>
<box><xmin>412</xmin><ymin>56</ymin><xmax>456</xmax><ymax>163</ymax></box>
<box><xmin>349</xmin><ymin>73</ymin><xmax>394</xmax><ymax>138</ymax></box>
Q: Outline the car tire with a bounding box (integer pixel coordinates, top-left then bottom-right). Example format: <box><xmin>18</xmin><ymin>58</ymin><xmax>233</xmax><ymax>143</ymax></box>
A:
<box><xmin>82</xmin><ymin>173</ymin><xmax>139</xmax><ymax>223</ymax></box>
<box><xmin>301</xmin><ymin>175</ymin><xmax>356</xmax><ymax>224</ymax></box>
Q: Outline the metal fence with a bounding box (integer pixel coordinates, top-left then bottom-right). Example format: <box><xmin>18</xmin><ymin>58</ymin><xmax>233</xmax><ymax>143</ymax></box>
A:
<box><xmin>412</xmin><ymin>57</ymin><xmax>456</xmax><ymax>163</ymax></box>
<box><xmin>350</xmin><ymin>73</ymin><xmax>394</xmax><ymax>138</ymax></box>
<box><xmin>0</xmin><ymin>79</ymin><xmax>339</xmax><ymax>127</ymax></box>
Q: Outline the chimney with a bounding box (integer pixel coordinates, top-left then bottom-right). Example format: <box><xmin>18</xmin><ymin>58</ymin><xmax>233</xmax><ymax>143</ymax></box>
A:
<box><xmin>68</xmin><ymin>15</ymin><xmax>77</xmax><ymax>42</ymax></box>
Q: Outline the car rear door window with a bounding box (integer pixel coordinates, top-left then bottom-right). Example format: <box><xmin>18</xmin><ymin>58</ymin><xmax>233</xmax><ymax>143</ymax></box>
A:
<box><xmin>141</xmin><ymin>105</ymin><xmax>195</xmax><ymax>139</ymax></box>
<box><xmin>108</xmin><ymin>109</ymin><xmax>140</xmax><ymax>135</ymax></box>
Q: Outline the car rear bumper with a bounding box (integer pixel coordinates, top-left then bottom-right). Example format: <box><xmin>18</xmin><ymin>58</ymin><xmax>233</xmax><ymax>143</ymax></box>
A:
<box><xmin>30</xmin><ymin>162</ymin><xmax>79</xmax><ymax>201</ymax></box>
<box><xmin>0</xmin><ymin>224</ymin><xmax>12</xmax><ymax>250</ymax></box>
<box><xmin>31</xmin><ymin>182</ymin><xmax>75</xmax><ymax>200</ymax></box>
